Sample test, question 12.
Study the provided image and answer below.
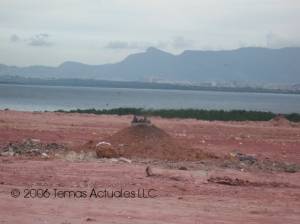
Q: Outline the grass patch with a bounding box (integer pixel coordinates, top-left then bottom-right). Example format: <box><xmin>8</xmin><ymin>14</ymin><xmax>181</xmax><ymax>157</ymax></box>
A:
<box><xmin>54</xmin><ymin>107</ymin><xmax>300</xmax><ymax>122</ymax></box>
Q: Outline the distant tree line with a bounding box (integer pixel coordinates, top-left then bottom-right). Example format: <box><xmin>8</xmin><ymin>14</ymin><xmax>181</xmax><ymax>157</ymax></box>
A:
<box><xmin>55</xmin><ymin>108</ymin><xmax>300</xmax><ymax>122</ymax></box>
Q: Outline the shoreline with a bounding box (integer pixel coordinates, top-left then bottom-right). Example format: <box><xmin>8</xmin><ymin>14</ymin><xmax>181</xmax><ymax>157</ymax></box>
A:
<box><xmin>1</xmin><ymin>81</ymin><xmax>300</xmax><ymax>95</ymax></box>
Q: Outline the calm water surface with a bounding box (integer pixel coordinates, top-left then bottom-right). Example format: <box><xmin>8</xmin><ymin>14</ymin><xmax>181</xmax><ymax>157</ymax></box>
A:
<box><xmin>0</xmin><ymin>84</ymin><xmax>299</xmax><ymax>113</ymax></box>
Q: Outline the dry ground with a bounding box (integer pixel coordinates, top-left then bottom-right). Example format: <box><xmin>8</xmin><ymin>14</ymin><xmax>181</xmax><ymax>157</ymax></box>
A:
<box><xmin>0</xmin><ymin>110</ymin><xmax>300</xmax><ymax>223</ymax></box>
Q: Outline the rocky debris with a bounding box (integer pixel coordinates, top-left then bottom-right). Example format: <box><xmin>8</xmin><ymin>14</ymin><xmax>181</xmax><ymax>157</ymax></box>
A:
<box><xmin>223</xmin><ymin>153</ymin><xmax>300</xmax><ymax>173</ymax></box>
<box><xmin>0</xmin><ymin>148</ymin><xmax>15</xmax><ymax>157</ymax></box>
<box><xmin>208</xmin><ymin>176</ymin><xmax>296</xmax><ymax>188</ymax></box>
<box><xmin>257</xmin><ymin>159</ymin><xmax>300</xmax><ymax>173</ymax></box>
<box><xmin>208</xmin><ymin>176</ymin><xmax>250</xmax><ymax>186</ymax></box>
<box><xmin>229</xmin><ymin>152</ymin><xmax>257</xmax><ymax>165</ymax></box>
<box><xmin>283</xmin><ymin>163</ymin><xmax>299</xmax><ymax>173</ymax></box>
<box><xmin>0</xmin><ymin>139</ymin><xmax>65</xmax><ymax>157</ymax></box>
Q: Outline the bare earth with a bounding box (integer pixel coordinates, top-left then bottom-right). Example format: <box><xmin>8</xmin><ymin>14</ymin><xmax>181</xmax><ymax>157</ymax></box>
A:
<box><xmin>0</xmin><ymin>110</ymin><xmax>300</xmax><ymax>224</ymax></box>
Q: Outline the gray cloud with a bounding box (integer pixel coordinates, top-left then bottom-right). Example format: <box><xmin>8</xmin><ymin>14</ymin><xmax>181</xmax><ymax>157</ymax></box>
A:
<box><xmin>105</xmin><ymin>38</ymin><xmax>193</xmax><ymax>51</ymax></box>
<box><xmin>105</xmin><ymin>41</ymin><xmax>141</xmax><ymax>50</ymax></box>
<box><xmin>9</xmin><ymin>33</ymin><xmax>53</xmax><ymax>47</ymax></box>
<box><xmin>10</xmin><ymin>34</ymin><xmax>20</xmax><ymax>42</ymax></box>
<box><xmin>28</xmin><ymin>33</ymin><xmax>52</xmax><ymax>47</ymax></box>
<box><xmin>1</xmin><ymin>0</ymin><xmax>300</xmax><ymax>66</ymax></box>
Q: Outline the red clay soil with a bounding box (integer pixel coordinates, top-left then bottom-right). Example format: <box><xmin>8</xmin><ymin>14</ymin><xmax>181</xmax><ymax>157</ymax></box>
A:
<box><xmin>1</xmin><ymin>110</ymin><xmax>300</xmax><ymax>223</ymax></box>
<box><xmin>1</xmin><ymin>110</ymin><xmax>300</xmax><ymax>163</ymax></box>
<box><xmin>0</xmin><ymin>157</ymin><xmax>300</xmax><ymax>224</ymax></box>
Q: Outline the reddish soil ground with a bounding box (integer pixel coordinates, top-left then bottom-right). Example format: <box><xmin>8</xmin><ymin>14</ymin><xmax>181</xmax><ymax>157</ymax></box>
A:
<box><xmin>0</xmin><ymin>110</ymin><xmax>300</xmax><ymax>223</ymax></box>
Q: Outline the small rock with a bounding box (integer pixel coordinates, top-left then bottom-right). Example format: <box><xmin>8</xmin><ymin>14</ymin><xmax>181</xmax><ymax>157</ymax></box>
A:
<box><xmin>119</xmin><ymin>157</ymin><xmax>132</xmax><ymax>164</ymax></box>
<box><xmin>41</xmin><ymin>153</ymin><xmax>49</xmax><ymax>158</ymax></box>
<box><xmin>1</xmin><ymin>150</ymin><xmax>14</xmax><ymax>157</ymax></box>
<box><xmin>146</xmin><ymin>166</ymin><xmax>154</xmax><ymax>177</ymax></box>
<box><xmin>179</xmin><ymin>166</ymin><xmax>188</xmax><ymax>170</ymax></box>
<box><xmin>31</xmin><ymin>139</ymin><xmax>41</xmax><ymax>143</ymax></box>
<box><xmin>230</xmin><ymin>151</ymin><xmax>257</xmax><ymax>165</ymax></box>
<box><xmin>110</xmin><ymin>158</ymin><xmax>119</xmax><ymax>163</ymax></box>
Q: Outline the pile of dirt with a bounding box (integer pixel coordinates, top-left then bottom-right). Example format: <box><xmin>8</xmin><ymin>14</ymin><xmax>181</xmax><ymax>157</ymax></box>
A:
<box><xmin>92</xmin><ymin>124</ymin><xmax>207</xmax><ymax>161</ymax></box>
<box><xmin>0</xmin><ymin>138</ymin><xmax>65</xmax><ymax>158</ymax></box>
<box><xmin>270</xmin><ymin>115</ymin><xmax>291</xmax><ymax>127</ymax></box>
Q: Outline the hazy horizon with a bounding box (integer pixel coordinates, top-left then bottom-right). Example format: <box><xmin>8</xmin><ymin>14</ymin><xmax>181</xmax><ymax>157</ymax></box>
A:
<box><xmin>1</xmin><ymin>0</ymin><xmax>300</xmax><ymax>66</ymax></box>
<box><xmin>1</xmin><ymin>46</ymin><xmax>299</xmax><ymax>67</ymax></box>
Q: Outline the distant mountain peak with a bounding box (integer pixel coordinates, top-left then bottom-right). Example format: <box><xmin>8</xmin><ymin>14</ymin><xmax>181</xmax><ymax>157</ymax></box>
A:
<box><xmin>146</xmin><ymin>47</ymin><xmax>161</xmax><ymax>52</ymax></box>
<box><xmin>0</xmin><ymin>47</ymin><xmax>299</xmax><ymax>84</ymax></box>
<box><xmin>145</xmin><ymin>47</ymin><xmax>172</xmax><ymax>55</ymax></box>
<box><xmin>59</xmin><ymin>61</ymin><xmax>86</xmax><ymax>68</ymax></box>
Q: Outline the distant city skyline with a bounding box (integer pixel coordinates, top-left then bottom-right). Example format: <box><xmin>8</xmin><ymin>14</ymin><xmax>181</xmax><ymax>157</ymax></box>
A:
<box><xmin>0</xmin><ymin>0</ymin><xmax>300</xmax><ymax>66</ymax></box>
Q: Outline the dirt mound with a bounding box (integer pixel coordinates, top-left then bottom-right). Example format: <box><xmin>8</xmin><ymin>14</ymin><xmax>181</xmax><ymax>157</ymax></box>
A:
<box><xmin>95</xmin><ymin>142</ymin><xmax>119</xmax><ymax>158</ymax></box>
<box><xmin>93</xmin><ymin>124</ymin><xmax>201</xmax><ymax>161</ymax></box>
<box><xmin>270</xmin><ymin>115</ymin><xmax>291</xmax><ymax>127</ymax></box>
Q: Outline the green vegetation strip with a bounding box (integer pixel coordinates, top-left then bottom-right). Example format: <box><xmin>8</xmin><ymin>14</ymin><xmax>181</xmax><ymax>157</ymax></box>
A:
<box><xmin>55</xmin><ymin>108</ymin><xmax>300</xmax><ymax>122</ymax></box>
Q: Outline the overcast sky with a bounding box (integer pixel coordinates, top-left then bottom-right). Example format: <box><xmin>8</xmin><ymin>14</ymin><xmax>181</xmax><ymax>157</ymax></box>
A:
<box><xmin>0</xmin><ymin>0</ymin><xmax>300</xmax><ymax>66</ymax></box>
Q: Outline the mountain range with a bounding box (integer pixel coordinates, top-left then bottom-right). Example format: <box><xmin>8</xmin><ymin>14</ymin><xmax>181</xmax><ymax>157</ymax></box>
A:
<box><xmin>1</xmin><ymin>47</ymin><xmax>299</xmax><ymax>84</ymax></box>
